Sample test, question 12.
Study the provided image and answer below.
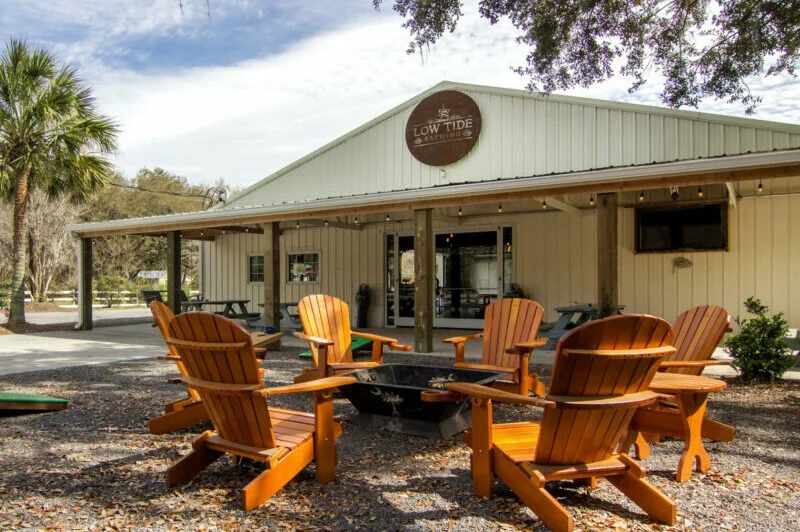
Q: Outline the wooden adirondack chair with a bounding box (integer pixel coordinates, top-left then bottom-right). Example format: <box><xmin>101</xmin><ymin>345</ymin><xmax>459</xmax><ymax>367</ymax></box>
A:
<box><xmin>625</xmin><ymin>305</ymin><xmax>735</xmax><ymax>459</ymax></box>
<box><xmin>447</xmin><ymin>315</ymin><xmax>677</xmax><ymax>532</ymax></box>
<box><xmin>165</xmin><ymin>311</ymin><xmax>355</xmax><ymax>510</ymax></box>
<box><xmin>148</xmin><ymin>301</ymin><xmax>268</xmax><ymax>434</ymax></box>
<box><xmin>293</xmin><ymin>294</ymin><xmax>411</xmax><ymax>383</ymax></box>
<box><xmin>443</xmin><ymin>298</ymin><xmax>547</xmax><ymax>397</ymax></box>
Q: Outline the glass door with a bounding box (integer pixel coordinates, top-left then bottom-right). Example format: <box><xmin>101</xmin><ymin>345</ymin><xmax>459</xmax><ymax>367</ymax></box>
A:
<box><xmin>385</xmin><ymin>228</ymin><xmax>513</xmax><ymax>329</ymax></box>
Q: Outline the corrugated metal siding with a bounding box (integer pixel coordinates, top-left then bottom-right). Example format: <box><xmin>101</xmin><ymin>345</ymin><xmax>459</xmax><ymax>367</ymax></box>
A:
<box><xmin>201</xmin><ymin>225</ymin><xmax>385</xmax><ymax>327</ymax></box>
<box><xmin>201</xmin><ymin>210</ymin><xmax>598</xmax><ymax>325</ymax></box>
<box><xmin>619</xmin><ymin>178</ymin><xmax>800</xmax><ymax>327</ymax></box>
<box><xmin>229</xmin><ymin>88</ymin><xmax>800</xmax><ymax>208</ymax></box>
<box><xmin>204</xmin><ymin>177</ymin><xmax>800</xmax><ymax>330</ymax></box>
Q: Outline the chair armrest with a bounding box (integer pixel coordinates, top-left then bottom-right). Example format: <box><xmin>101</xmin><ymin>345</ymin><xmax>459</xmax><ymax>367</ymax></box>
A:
<box><xmin>454</xmin><ymin>362</ymin><xmax>514</xmax><ymax>374</ymax></box>
<box><xmin>293</xmin><ymin>332</ymin><xmax>334</xmax><ymax>346</ymax></box>
<box><xmin>328</xmin><ymin>361</ymin><xmax>381</xmax><ymax>371</ymax></box>
<box><xmin>256</xmin><ymin>376</ymin><xmax>357</xmax><ymax>397</ymax></box>
<box><xmin>158</xmin><ymin>354</ymin><xmax>181</xmax><ymax>361</ymax></box>
<box><xmin>659</xmin><ymin>360</ymin><xmax>731</xmax><ymax>369</ymax></box>
<box><xmin>546</xmin><ymin>390</ymin><xmax>665</xmax><ymax>410</ymax></box>
<box><xmin>446</xmin><ymin>382</ymin><xmax>554</xmax><ymax>408</ymax></box>
<box><xmin>351</xmin><ymin>331</ymin><xmax>412</xmax><ymax>352</ymax></box>
<box><xmin>506</xmin><ymin>338</ymin><xmax>548</xmax><ymax>354</ymax></box>
<box><xmin>442</xmin><ymin>333</ymin><xmax>482</xmax><ymax>344</ymax></box>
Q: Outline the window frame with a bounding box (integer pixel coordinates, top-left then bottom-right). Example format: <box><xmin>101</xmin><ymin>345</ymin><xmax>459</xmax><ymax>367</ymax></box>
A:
<box><xmin>248</xmin><ymin>255</ymin><xmax>265</xmax><ymax>283</ymax></box>
<box><xmin>287</xmin><ymin>251</ymin><xmax>321</xmax><ymax>284</ymax></box>
<box><xmin>634</xmin><ymin>201</ymin><xmax>728</xmax><ymax>253</ymax></box>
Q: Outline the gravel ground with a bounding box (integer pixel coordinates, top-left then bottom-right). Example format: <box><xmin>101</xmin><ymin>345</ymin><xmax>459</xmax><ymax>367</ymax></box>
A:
<box><xmin>0</xmin><ymin>348</ymin><xmax>798</xmax><ymax>531</ymax></box>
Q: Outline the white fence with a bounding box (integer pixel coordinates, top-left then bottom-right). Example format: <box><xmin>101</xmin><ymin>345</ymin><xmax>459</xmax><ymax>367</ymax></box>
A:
<box><xmin>21</xmin><ymin>289</ymin><xmax>200</xmax><ymax>307</ymax></box>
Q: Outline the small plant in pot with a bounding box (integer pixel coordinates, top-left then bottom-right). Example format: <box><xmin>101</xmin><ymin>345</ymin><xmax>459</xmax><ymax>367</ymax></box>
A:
<box><xmin>355</xmin><ymin>283</ymin><xmax>372</xmax><ymax>328</ymax></box>
<box><xmin>724</xmin><ymin>297</ymin><xmax>798</xmax><ymax>384</ymax></box>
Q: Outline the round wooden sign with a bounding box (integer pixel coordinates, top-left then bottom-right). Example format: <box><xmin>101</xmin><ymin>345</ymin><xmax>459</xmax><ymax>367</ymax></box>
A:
<box><xmin>405</xmin><ymin>90</ymin><xmax>482</xmax><ymax>166</ymax></box>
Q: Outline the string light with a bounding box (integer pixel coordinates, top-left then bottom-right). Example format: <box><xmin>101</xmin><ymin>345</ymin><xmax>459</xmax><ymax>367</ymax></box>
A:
<box><xmin>542</xmin><ymin>199</ymin><xmax>547</xmax><ymax>209</ymax></box>
<box><xmin>697</xmin><ymin>187</ymin><xmax>704</xmax><ymax>198</ymax></box>
<box><xmin>324</xmin><ymin>220</ymin><xmax>328</xmax><ymax>227</ymax></box>
<box><xmin>498</xmin><ymin>204</ymin><xmax>503</xmax><ymax>214</ymax></box>
<box><xmin>296</xmin><ymin>221</ymin><xmax>300</xmax><ymax>229</ymax></box>
<box><xmin>354</xmin><ymin>215</ymin><xmax>359</xmax><ymax>225</ymax></box>
<box><xmin>757</xmin><ymin>181</ymin><xmax>763</xmax><ymax>193</ymax></box>
<box><xmin>457</xmin><ymin>207</ymin><xmax>463</xmax><ymax>216</ymax></box>
<box><xmin>385</xmin><ymin>213</ymin><xmax>390</xmax><ymax>222</ymax></box>
<box><xmin>639</xmin><ymin>191</ymin><xmax>645</xmax><ymax>202</ymax></box>
<box><xmin>450</xmin><ymin>233</ymin><xmax>454</xmax><ymax>238</ymax></box>
<box><xmin>589</xmin><ymin>195</ymin><xmax>595</xmax><ymax>206</ymax></box>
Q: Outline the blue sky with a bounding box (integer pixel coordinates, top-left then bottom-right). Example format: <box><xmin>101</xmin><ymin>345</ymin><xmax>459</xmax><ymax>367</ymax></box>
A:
<box><xmin>1</xmin><ymin>0</ymin><xmax>798</xmax><ymax>189</ymax></box>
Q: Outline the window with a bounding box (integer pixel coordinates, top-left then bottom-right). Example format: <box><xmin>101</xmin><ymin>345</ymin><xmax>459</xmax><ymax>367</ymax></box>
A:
<box><xmin>248</xmin><ymin>255</ymin><xmax>264</xmax><ymax>283</ymax></box>
<box><xmin>636</xmin><ymin>203</ymin><xmax>727</xmax><ymax>252</ymax></box>
<box><xmin>288</xmin><ymin>253</ymin><xmax>319</xmax><ymax>283</ymax></box>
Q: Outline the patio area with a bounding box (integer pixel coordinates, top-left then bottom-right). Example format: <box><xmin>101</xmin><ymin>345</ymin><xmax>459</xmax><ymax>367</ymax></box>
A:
<box><xmin>0</xmin><ymin>321</ymin><xmax>798</xmax><ymax>530</ymax></box>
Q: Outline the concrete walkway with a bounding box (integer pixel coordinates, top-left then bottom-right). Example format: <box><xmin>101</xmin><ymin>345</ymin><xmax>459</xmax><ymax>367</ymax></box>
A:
<box><xmin>1</xmin><ymin>310</ymin><xmax>797</xmax><ymax>379</ymax></box>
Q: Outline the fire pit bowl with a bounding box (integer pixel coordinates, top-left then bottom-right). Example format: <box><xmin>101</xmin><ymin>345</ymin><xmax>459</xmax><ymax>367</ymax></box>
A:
<box><xmin>339</xmin><ymin>364</ymin><xmax>506</xmax><ymax>439</ymax></box>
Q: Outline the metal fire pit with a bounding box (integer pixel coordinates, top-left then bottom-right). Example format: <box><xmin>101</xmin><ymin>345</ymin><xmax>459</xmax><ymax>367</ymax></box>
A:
<box><xmin>339</xmin><ymin>364</ymin><xmax>506</xmax><ymax>439</ymax></box>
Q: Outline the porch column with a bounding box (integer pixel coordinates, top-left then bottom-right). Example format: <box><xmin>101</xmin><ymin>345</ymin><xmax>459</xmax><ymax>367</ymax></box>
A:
<box><xmin>413</xmin><ymin>208</ymin><xmax>434</xmax><ymax>352</ymax></box>
<box><xmin>76</xmin><ymin>237</ymin><xmax>93</xmax><ymax>331</ymax></box>
<box><xmin>166</xmin><ymin>231</ymin><xmax>182</xmax><ymax>315</ymax></box>
<box><xmin>596</xmin><ymin>192</ymin><xmax>619</xmax><ymax>310</ymax></box>
<box><xmin>262</xmin><ymin>222</ymin><xmax>281</xmax><ymax>329</ymax></box>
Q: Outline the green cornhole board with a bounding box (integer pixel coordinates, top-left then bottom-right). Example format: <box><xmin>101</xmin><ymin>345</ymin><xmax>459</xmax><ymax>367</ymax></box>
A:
<box><xmin>0</xmin><ymin>392</ymin><xmax>68</xmax><ymax>417</ymax></box>
<box><xmin>298</xmin><ymin>337</ymin><xmax>373</xmax><ymax>359</ymax></box>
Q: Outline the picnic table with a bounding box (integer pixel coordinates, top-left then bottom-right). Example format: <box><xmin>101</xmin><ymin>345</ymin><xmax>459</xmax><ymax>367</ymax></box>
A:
<box><xmin>540</xmin><ymin>304</ymin><xmax>596</xmax><ymax>349</ymax></box>
<box><xmin>181</xmin><ymin>299</ymin><xmax>260</xmax><ymax>320</ymax></box>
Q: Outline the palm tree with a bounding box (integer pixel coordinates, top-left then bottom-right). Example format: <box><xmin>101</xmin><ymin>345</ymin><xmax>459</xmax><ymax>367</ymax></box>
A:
<box><xmin>0</xmin><ymin>38</ymin><xmax>118</xmax><ymax>327</ymax></box>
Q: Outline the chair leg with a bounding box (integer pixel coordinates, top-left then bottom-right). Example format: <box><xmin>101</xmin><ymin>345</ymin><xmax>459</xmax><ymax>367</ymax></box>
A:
<box><xmin>149</xmin><ymin>402</ymin><xmax>209</xmax><ymax>434</ymax></box>
<box><xmin>241</xmin><ymin>442</ymin><xmax>315</xmax><ymax>510</ymax></box>
<box><xmin>618</xmin><ymin>429</ymin><xmax>650</xmax><ymax>460</ymax></box>
<box><xmin>166</xmin><ymin>432</ymin><xmax>223</xmax><ymax>487</ymax></box>
<box><xmin>510</xmin><ymin>465</ymin><xmax>573</xmax><ymax>532</ymax></box>
<box><xmin>701</xmin><ymin>418</ymin><xmax>735</xmax><ymax>442</ymax></box>
<box><xmin>605</xmin><ymin>457</ymin><xmax>676</xmax><ymax>525</ymax></box>
<box><xmin>314</xmin><ymin>390</ymin><xmax>337</xmax><ymax>483</ymax></box>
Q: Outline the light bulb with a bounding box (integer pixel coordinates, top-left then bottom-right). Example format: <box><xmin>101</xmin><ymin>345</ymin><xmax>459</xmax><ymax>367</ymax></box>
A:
<box><xmin>458</xmin><ymin>207</ymin><xmax>462</xmax><ymax>216</ymax></box>
<box><xmin>757</xmin><ymin>182</ymin><xmax>763</xmax><ymax>193</ymax></box>
<box><xmin>639</xmin><ymin>191</ymin><xmax>645</xmax><ymax>202</ymax></box>
<box><xmin>697</xmin><ymin>187</ymin><xmax>703</xmax><ymax>198</ymax></box>
<box><xmin>498</xmin><ymin>204</ymin><xmax>502</xmax><ymax>213</ymax></box>
<box><xmin>589</xmin><ymin>195</ymin><xmax>595</xmax><ymax>206</ymax></box>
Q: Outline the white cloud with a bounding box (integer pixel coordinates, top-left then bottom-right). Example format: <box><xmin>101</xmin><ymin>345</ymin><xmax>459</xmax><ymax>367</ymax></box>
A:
<box><xmin>17</xmin><ymin>0</ymin><xmax>796</xmax><ymax>188</ymax></box>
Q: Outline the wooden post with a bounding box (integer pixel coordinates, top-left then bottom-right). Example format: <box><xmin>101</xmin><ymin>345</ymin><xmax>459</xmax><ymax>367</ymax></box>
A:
<box><xmin>166</xmin><ymin>231</ymin><xmax>182</xmax><ymax>315</ymax></box>
<box><xmin>262</xmin><ymin>222</ymin><xmax>281</xmax><ymax>330</ymax></box>
<box><xmin>596</xmin><ymin>192</ymin><xmax>618</xmax><ymax>310</ymax></box>
<box><xmin>76</xmin><ymin>237</ymin><xmax>93</xmax><ymax>331</ymax></box>
<box><xmin>413</xmin><ymin>208</ymin><xmax>433</xmax><ymax>352</ymax></box>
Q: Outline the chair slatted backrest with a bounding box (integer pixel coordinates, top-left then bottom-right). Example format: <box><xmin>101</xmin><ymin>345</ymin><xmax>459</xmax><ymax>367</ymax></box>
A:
<box><xmin>667</xmin><ymin>305</ymin><xmax>732</xmax><ymax>375</ymax></box>
<box><xmin>535</xmin><ymin>315</ymin><xmax>673</xmax><ymax>466</ymax></box>
<box><xmin>150</xmin><ymin>301</ymin><xmax>200</xmax><ymax>402</ymax></box>
<box><xmin>482</xmin><ymin>298</ymin><xmax>545</xmax><ymax>369</ymax></box>
<box><xmin>297</xmin><ymin>295</ymin><xmax>353</xmax><ymax>366</ymax></box>
<box><xmin>168</xmin><ymin>312</ymin><xmax>276</xmax><ymax>449</ymax></box>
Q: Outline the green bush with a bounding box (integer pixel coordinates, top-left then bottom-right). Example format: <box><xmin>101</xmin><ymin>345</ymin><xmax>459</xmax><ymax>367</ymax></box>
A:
<box><xmin>95</xmin><ymin>276</ymin><xmax>132</xmax><ymax>308</ymax></box>
<box><xmin>724</xmin><ymin>297</ymin><xmax>798</xmax><ymax>384</ymax></box>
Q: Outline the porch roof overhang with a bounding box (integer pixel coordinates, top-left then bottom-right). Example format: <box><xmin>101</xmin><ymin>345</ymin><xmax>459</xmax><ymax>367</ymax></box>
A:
<box><xmin>69</xmin><ymin>148</ymin><xmax>800</xmax><ymax>239</ymax></box>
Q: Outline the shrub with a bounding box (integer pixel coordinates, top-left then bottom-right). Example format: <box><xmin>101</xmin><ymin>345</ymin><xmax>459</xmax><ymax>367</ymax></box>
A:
<box><xmin>95</xmin><ymin>276</ymin><xmax>132</xmax><ymax>308</ymax></box>
<box><xmin>724</xmin><ymin>297</ymin><xmax>798</xmax><ymax>384</ymax></box>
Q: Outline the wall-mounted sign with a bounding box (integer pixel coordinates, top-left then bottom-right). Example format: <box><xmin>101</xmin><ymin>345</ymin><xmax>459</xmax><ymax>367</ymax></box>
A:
<box><xmin>405</xmin><ymin>90</ymin><xmax>482</xmax><ymax>166</ymax></box>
